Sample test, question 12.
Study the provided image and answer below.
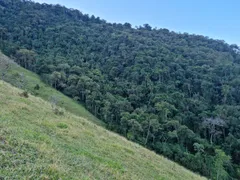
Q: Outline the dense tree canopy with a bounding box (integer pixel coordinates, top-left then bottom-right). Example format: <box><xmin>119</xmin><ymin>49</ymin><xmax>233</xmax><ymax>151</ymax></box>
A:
<box><xmin>0</xmin><ymin>0</ymin><xmax>240</xmax><ymax>179</ymax></box>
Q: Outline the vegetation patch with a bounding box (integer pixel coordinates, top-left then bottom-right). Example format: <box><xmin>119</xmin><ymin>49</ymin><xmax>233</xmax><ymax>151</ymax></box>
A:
<box><xmin>0</xmin><ymin>1</ymin><xmax>238</xmax><ymax>177</ymax></box>
<box><xmin>57</xmin><ymin>123</ymin><xmax>68</xmax><ymax>129</ymax></box>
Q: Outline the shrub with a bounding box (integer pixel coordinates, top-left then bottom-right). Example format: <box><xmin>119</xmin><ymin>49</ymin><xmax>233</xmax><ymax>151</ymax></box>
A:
<box><xmin>34</xmin><ymin>84</ymin><xmax>40</xmax><ymax>90</ymax></box>
<box><xmin>19</xmin><ymin>91</ymin><xmax>29</xmax><ymax>98</ymax></box>
<box><xmin>57</xmin><ymin>123</ymin><xmax>68</xmax><ymax>129</ymax></box>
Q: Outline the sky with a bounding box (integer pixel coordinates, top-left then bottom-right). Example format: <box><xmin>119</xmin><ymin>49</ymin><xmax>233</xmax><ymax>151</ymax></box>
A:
<box><xmin>34</xmin><ymin>0</ymin><xmax>239</xmax><ymax>45</ymax></box>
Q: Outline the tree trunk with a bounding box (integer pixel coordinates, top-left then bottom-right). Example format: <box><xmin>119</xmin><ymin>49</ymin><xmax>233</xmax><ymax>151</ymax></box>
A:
<box><xmin>144</xmin><ymin>121</ymin><xmax>151</xmax><ymax>146</ymax></box>
<box><xmin>210</xmin><ymin>134</ymin><xmax>213</xmax><ymax>144</ymax></box>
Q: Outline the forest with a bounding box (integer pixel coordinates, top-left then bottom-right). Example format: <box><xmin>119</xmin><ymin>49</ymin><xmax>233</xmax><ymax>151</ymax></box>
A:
<box><xmin>0</xmin><ymin>0</ymin><xmax>240</xmax><ymax>179</ymax></box>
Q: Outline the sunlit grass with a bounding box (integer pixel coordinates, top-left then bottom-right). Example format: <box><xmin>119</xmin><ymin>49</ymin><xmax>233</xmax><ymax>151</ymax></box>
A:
<box><xmin>0</xmin><ymin>80</ymin><xmax>205</xmax><ymax>179</ymax></box>
<box><xmin>0</xmin><ymin>52</ymin><xmax>104</xmax><ymax>127</ymax></box>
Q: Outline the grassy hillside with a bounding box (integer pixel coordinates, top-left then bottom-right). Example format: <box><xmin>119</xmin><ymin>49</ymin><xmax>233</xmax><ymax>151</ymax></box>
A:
<box><xmin>0</xmin><ymin>52</ymin><xmax>104</xmax><ymax>127</ymax></box>
<box><xmin>0</xmin><ymin>80</ymin><xmax>205</xmax><ymax>180</ymax></box>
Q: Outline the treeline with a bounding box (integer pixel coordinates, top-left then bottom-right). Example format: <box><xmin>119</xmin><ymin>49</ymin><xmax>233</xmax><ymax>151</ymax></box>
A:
<box><xmin>0</xmin><ymin>0</ymin><xmax>240</xmax><ymax>179</ymax></box>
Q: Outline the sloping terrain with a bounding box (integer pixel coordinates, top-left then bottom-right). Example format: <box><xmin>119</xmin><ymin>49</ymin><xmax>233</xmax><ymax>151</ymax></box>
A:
<box><xmin>0</xmin><ymin>52</ymin><xmax>103</xmax><ymax>127</ymax></box>
<box><xmin>1</xmin><ymin>0</ymin><xmax>240</xmax><ymax>178</ymax></box>
<box><xmin>0</xmin><ymin>80</ymin><xmax>205</xmax><ymax>179</ymax></box>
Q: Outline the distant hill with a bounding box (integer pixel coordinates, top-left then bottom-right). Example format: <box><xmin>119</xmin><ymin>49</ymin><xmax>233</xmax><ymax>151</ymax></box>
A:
<box><xmin>0</xmin><ymin>0</ymin><xmax>240</xmax><ymax>179</ymax></box>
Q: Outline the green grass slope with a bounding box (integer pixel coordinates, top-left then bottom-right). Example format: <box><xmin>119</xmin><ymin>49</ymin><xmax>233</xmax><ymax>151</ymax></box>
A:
<box><xmin>0</xmin><ymin>52</ymin><xmax>103</xmax><ymax>126</ymax></box>
<box><xmin>0</xmin><ymin>80</ymin><xmax>205</xmax><ymax>180</ymax></box>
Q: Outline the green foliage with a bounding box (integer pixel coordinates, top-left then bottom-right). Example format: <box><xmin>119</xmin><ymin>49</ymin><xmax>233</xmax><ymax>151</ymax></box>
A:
<box><xmin>0</xmin><ymin>52</ymin><xmax>103</xmax><ymax>126</ymax></box>
<box><xmin>0</xmin><ymin>0</ymin><xmax>240</xmax><ymax>179</ymax></box>
<box><xmin>213</xmin><ymin>149</ymin><xmax>231</xmax><ymax>180</ymax></box>
<box><xmin>34</xmin><ymin>84</ymin><xmax>40</xmax><ymax>90</ymax></box>
<box><xmin>0</xmin><ymin>80</ymin><xmax>205</xmax><ymax>180</ymax></box>
<box><xmin>57</xmin><ymin>122</ymin><xmax>68</xmax><ymax>129</ymax></box>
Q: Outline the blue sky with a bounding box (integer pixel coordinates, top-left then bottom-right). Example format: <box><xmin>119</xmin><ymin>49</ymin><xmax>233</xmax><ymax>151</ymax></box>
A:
<box><xmin>34</xmin><ymin>0</ymin><xmax>239</xmax><ymax>45</ymax></box>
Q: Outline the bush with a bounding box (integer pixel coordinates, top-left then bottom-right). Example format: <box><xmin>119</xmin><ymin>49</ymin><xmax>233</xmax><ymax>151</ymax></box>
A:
<box><xmin>57</xmin><ymin>123</ymin><xmax>68</xmax><ymax>129</ymax></box>
<box><xmin>19</xmin><ymin>91</ymin><xmax>29</xmax><ymax>98</ymax></box>
<box><xmin>34</xmin><ymin>84</ymin><xmax>40</xmax><ymax>90</ymax></box>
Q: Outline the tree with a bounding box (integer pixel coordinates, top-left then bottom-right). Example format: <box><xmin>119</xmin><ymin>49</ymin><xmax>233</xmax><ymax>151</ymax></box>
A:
<box><xmin>222</xmin><ymin>85</ymin><xmax>230</xmax><ymax>104</ymax></box>
<box><xmin>143</xmin><ymin>114</ymin><xmax>159</xmax><ymax>145</ymax></box>
<box><xmin>202</xmin><ymin>117</ymin><xmax>227</xmax><ymax>144</ymax></box>
<box><xmin>0</xmin><ymin>27</ymin><xmax>7</xmax><ymax>48</ymax></box>
<box><xmin>15</xmin><ymin>49</ymin><xmax>36</xmax><ymax>71</ymax></box>
<box><xmin>127</xmin><ymin>119</ymin><xmax>143</xmax><ymax>142</ymax></box>
<box><xmin>50</xmin><ymin>71</ymin><xmax>62</xmax><ymax>89</ymax></box>
<box><xmin>0</xmin><ymin>56</ymin><xmax>12</xmax><ymax>80</ymax></box>
<box><xmin>155</xmin><ymin>101</ymin><xmax>177</xmax><ymax>122</ymax></box>
<box><xmin>213</xmin><ymin>149</ymin><xmax>231</xmax><ymax>180</ymax></box>
<box><xmin>193</xmin><ymin>143</ymin><xmax>204</xmax><ymax>153</ymax></box>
